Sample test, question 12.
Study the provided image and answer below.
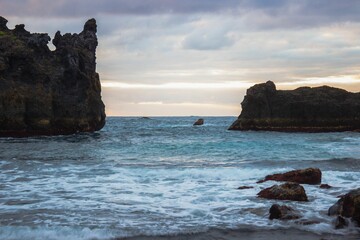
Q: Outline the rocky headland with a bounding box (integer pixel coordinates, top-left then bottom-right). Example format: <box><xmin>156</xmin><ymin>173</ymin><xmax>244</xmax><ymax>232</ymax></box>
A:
<box><xmin>0</xmin><ymin>16</ymin><xmax>105</xmax><ymax>137</ymax></box>
<box><xmin>229</xmin><ymin>81</ymin><xmax>360</xmax><ymax>132</ymax></box>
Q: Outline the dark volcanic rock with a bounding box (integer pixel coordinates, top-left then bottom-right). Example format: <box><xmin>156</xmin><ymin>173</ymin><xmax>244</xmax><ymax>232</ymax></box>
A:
<box><xmin>193</xmin><ymin>118</ymin><xmax>204</xmax><ymax>126</ymax></box>
<box><xmin>269</xmin><ymin>204</ymin><xmax>301</xmax><ymax>220</ymax></box>
<box><xmin>258</xmin><ymin>182</ymin><xmax>308</xmax><ymax>202</ymax></box>
<box><xmin>328</xmin><ymin>188</ymin><xmax>360</xmax><ymax>227</ymax></box>
<box><xmin>229</xmin><ymin>81</ymin><xmax>360</xmax><ymax>132</ymax></box>
<box><xmin>0</xmin><ymin>17</ymin><xmax>105</xmax><ymax>137</ymax></box>
<box><xmin>257</xmin><ymin>168</ymin><xmax>321</xmax><ymax>185</ymax></box>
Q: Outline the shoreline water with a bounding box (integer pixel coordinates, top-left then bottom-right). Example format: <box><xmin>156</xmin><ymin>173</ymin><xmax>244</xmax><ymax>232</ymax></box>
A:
<box><xmin>1</xmin><ymin>117</ymin><xmax>359</xmax><ymax>239</ymax></box>
<box><xmin>119</xmin><ymin>228</ymin><xmax>359</xmax><ymax>240</ymax></box>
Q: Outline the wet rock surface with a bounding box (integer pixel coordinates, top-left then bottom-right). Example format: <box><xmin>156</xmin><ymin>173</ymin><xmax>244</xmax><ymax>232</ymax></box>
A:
<box><xmin>258</xmin><ymin>182</ymin><xmax>308</xmax><ymax>202</ymax></box>
<box><xmin>334</xmin><ymin>216</ymin><xmax>349</xmax><ymax>229</ymax></box>
<box><xmin>257</xmin><ymin>168</ymin><xmax>322</xmax><ymax>185</ymax></box>
<box><xmin>328</xmin><ymin>188</ymin><xmax>360</xmax><ymax>227</ymax></box>
<box><xmin>269</xmin><ymin>204</ymin><xmax>301</xmax><ymax>220</ymax></box>
<box><xmin>229</xmin><ymin>81</ymin><xmax>360</xmax><ymax>132</ymax></box>
<box><xmin>0</xmin><ymin>16</ymin><xmax>105</xmax><ymax>137</ymax></box>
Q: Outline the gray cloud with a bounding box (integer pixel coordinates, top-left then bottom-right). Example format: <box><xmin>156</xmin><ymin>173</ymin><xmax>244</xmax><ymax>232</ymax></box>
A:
<box><xmin>2</xmin><ymin>1</ymin><xmax>360</xmax><ymax>29</ymax></box>
<box><xmin>182</xmin><ymin>27</ymin><xmax>234</xmax><ymax>50</ymax></box>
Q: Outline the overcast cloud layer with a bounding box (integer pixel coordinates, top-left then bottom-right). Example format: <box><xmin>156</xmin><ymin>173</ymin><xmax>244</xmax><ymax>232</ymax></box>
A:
<box><xmin>1</xmin><ymin>0</ymin><xmax>360</xmax><ymax>116</ymax></box>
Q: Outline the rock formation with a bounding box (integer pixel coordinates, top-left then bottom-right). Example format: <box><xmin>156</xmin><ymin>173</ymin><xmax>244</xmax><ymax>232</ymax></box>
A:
<box><xmin>257</xmin><ymin>168</ymin><xmax>322</xmax><ymax>185</ymax></box>
<box><xmin>257</xmin><ymin>182</ymin><xmax>308</xmax><ymax>202</ymax></box>
<box><xmin>229</xmin><ymin>81</ymin><xmax>360</xmax><ymax>132</ymax></box>
<box><xmin>0</xmin><ymin>16</ymin><xmax>105</xmax><ymax>137</ymax></box>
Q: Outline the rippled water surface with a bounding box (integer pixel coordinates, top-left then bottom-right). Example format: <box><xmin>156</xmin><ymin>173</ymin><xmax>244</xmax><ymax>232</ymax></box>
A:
<box><xmin>0</xmin><ymin>117</ymin><xmax>359</xmax><ymax>239</ymax></box>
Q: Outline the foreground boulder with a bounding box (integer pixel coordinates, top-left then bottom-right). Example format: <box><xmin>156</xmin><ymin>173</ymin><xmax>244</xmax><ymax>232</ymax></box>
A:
<box><xmin>269</xmin><ymin>204</ymin><xmax>301</xmax><ymax>220</ymax></box>
<box><xmin>258</xmin><ymin>182</ymin><xmax>308</xmax><ymax>202</ymax></box>
<box><xmin>193</xmin><ymin>118</ymin><xmax>204</xmax><ymax>126</ymax></box>
<box><xmin>229</xmin><ymin>81</ymin><xmax>360</xmax><ymax>132</ymax></box>
<box><xmin>257</xmin><ymin>168</ymin><xmax>321</xmax><ymax>185</ymax></box>
<box><xmin>328</xmin><ymin>188</ymin><xmax>360</xmax><ymax>227</ymax></box>
<box><xmin>0</xmin><ymin>16</ymin><xmax>105</xmax><ymax>137</ymax></box>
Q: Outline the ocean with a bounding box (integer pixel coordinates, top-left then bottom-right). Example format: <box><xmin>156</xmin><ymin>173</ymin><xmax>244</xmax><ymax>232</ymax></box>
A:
<box><xmin>0</xmin><ymin>117</ymin><xmax>359</xmax><ymax>239</ymax></box>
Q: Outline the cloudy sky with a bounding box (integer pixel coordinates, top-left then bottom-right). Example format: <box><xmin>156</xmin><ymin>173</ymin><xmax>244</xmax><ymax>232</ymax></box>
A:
<box><xmin>1</xmin><ymin>0</ymin><xmax>360</xmax><ymax>116</ymax></box>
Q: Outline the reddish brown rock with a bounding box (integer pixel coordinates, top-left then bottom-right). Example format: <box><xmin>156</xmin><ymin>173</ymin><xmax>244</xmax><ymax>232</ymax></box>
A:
<box><xmin>257</xmin><ymin>168</ymin><xmax>321</xmax><ymax>185</ymax></box>
<box><xmin>258</xmin><ymin>182</ymin><xmax>308</xmax><ymax>202</ymax></box>
<box><xmin>269</xmin><ymin>204</ymin><xmax>301</xmax><ymax>220</ymax></box>
<box><xmin>328</xmin><ymin>188</ymin><xmax>360</xmax><ymax>227</ymax></box>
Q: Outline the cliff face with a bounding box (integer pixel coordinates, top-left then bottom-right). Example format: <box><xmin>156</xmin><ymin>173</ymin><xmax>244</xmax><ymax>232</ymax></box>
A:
<box><xmin>0</xmin><ymin>17</ymin><xmax>105</xmax><ymax>137</ymax></box>
<box><xmin>229</xmin><ymin>81</ymin><xmax>360</xmax><ymax>132</ymax></box>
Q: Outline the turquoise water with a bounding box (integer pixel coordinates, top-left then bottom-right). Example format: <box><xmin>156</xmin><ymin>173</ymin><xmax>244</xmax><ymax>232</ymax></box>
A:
<box><xmin>0</xmin><ymin>117</ymin><xmax>359</xmax><ymax>239</ymax></box>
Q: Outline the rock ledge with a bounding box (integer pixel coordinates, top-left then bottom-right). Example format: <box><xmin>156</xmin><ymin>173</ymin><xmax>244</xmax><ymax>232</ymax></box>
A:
<box><xmin>229</xmin><ymin>81</ymin><xmax>360</xmax><ymax>132</ymax></box>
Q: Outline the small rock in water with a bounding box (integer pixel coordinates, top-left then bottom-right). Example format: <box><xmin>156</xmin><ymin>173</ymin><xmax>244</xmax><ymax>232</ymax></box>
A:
<box><xmin>320</xmin><ymin>184</ymin><xmax>332</xmax><ymax>189</ymax></box>
<box><xmin>193</xmin><ymin>118</ymin><xmax>204</xmax><ymax>126</ymax></box>
<box><xmin>237</xmin><ymin>186</ymin><xmax>254</xmax><ymax>190</ymax></box>
<box><xmin>269</xmin><ymin>204</ymin><xmax>301</xmax><ymax>220</ymax></box>
<box><xmin>295</xmin><ymin>220</ymin><xmax>321</xmax><ymax>225</ymax></box>
<box><xmin>258</xmin><ymin>182</ymin><xmax>308</xmax><ymax>202</ymax></box>
<box><xmin>257</xmin><ymin>168</ymin><xmax>321</xmax><ymax>185</ymax></box>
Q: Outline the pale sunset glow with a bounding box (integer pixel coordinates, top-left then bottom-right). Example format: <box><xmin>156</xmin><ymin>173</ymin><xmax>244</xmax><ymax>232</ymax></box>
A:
<box><xmin>101</xmin><ymin>81</ymin><xmax>253</xmax><ymax>90</ymax></box>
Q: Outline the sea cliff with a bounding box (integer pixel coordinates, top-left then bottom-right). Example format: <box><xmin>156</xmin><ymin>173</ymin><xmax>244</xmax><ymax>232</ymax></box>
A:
<box><xmin>0</xmin><ymin>17</ymin><xmax>105</xmax><ymax>137</ymax></box>
<box><xmin>229</xmin><ymin>81</ymin><xmax>360</xmax><ymax>132</ymax></box>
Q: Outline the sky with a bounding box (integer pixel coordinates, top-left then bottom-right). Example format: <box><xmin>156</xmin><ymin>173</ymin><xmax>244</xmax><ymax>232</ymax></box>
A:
<box><xmin>1</xmin><ymin>0</ymin><xmax>360</xmax><ymax>116</ymax></box>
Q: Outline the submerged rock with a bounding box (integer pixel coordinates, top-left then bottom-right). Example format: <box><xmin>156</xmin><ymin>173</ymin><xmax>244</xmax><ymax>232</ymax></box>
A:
<box><xmin>320</xmin><ymin>184</ymin><xmax>332</xmax><ymax>189</ymax></box>
<box><xmin>229</xmin><ymin>81</ymin><xmax>360</xmax><ymax>132</ymax></box>
<box><xmin>328</xmin><ymin>188</ymin><xmax>360</xmax><ymax>227</ymax></box>
<box><xmin>258</xmin><ymin>182</ymin><xmax>308</xmax><ymax>202</ymax></box>
<box><xmin>269</xmin><ymin>204</ymin><xmax>301</xmax><ymax>220</ymax></box>
<box><xmin>257</xmin><ymin>168</ymin><xmax>321</xmax><ymax>185</ymax></box>
<box><xmin>237</xmin><ymin>186</ymin><xmax>254</xmax><ymax>190</ymax></box>
<box><xmin>0</xmin><ymin>16</ymin><xmax>105</xmax><ymax>137</ymax></box>
<box><xmin>193</xmin><ymin>118</ymin><xmax>204</xmax><ymax>126</ymax></box>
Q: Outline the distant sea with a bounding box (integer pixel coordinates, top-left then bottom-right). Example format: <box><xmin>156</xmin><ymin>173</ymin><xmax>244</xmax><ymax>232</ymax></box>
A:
<box><xmin>0</xmin><ymin>117</ymin><xmax>359</xmax><ymax>239</ymax></box>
